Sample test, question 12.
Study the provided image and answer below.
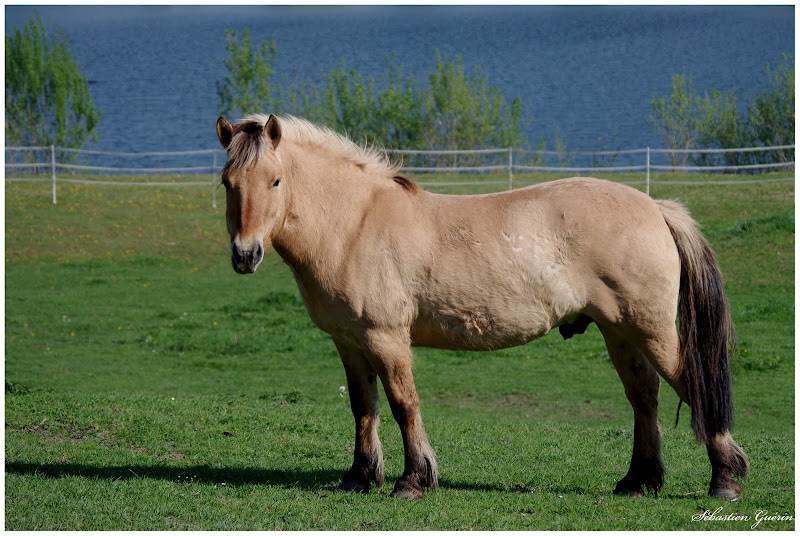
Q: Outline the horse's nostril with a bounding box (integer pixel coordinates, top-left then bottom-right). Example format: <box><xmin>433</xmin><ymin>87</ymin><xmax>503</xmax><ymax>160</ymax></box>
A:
<box><xmin>255</xmin><ymin>242</ymin><xmax>264</xmax><ymax>260</ymax></box>
<box><xmin>231</xmin><ymin>244</ymin><xmax>243</xmax><ymax>263</ymax></box>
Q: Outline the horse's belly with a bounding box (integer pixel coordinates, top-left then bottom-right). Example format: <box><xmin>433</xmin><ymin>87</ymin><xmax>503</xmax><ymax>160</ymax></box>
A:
<box><xmin>410</xmin><ymin>303</ymin><xmax>555</xmax><ymax>351</ymax></box>
<box><xmin>410</xmin><ymin>239</ymin><xmax>582</xmax><ymax>351</ymax></box>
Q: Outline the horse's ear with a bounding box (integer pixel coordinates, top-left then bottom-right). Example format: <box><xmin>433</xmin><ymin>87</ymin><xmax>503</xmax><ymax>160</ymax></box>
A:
<box><xmin>216</xmin><ymin>116</ymin><xmax>233</xmax><ymax>149</ymax></box>
<box><xmin>265</xmin><ymin>114</ymin><xmax>281</xmax><ymax>150</ymax></box>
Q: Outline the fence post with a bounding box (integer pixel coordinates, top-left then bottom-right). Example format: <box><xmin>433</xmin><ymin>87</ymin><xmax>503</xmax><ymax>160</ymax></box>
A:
<box><xmin>646</xmin><ymin>146</ymin><xmax>650</xmax><ymax>196</ymax></box>
<box><xmin>212</xmin><ymin>149</ymin><xmax>217</xmax><ymax>209</ymax></box>
<box><xmin>508</xmin><ymin>147</ymin><xmax>513</xmax><ymax>190</ymax></box>
<box><xmin>51</xmin><ymin>145</ymin><xmax>57</xmax><ymax>204</ymax></box>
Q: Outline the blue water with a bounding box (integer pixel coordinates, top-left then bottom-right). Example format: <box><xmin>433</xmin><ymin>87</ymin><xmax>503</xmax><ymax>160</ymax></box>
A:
<box><xmin>4</xmin><ymin>5</ymin><xmax>795</xmax><ymax>157</ymax></box>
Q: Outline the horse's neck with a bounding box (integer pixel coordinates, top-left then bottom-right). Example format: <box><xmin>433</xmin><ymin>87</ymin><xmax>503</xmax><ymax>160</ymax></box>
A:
<box><xmin>272</xmin><ymin>146</ymin><xmax>380</xmax><ymax>281</ymax></box>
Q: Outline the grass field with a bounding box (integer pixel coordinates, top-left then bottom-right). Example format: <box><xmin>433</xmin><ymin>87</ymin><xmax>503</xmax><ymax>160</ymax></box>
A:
<box><xmin>4</xmin><ymin>172</ymin><xmax>795</xmax><ymax>530</ymax></box>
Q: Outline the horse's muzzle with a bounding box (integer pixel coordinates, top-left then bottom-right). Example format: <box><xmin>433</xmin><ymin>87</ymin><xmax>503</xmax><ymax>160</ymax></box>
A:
<box><xmin>231</xmin><ymin>241</ymin><xmax>264</xmax><ymax>274</ymax></box>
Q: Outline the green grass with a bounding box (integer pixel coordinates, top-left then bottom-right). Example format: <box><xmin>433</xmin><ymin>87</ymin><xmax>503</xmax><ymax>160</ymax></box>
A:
<box><xmin>5</xmin><ymin>172</ymin><xmax>795</xmax><ymax>530</ymax></box>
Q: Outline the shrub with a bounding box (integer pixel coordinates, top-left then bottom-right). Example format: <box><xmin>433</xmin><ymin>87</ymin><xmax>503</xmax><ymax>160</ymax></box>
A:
<box><xmin>216</xmin><ymin>28</ymin><xmax>278</xmax><ymax>118</ymax></box>
<box><xmin>645</xmin><ymin>70</ymin><xmax>702</xmax><ymax>169</ymax></box>
<box><xmin>647</xmin><ymin>56</ymin><xmax>794</xmax><ymax>173</ymax></box>
<box><xmin>747</xmin><ymin>54</ymin><xmax>794</xmax><ymax>166</ymax></box>
<box><xmin>5</xmin><ymin>11</ymin><xmax>101</xmax><ymax>159</ymax></box>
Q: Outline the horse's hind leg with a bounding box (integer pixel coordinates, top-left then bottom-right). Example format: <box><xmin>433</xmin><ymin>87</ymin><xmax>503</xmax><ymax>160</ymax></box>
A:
<box><xmin>601</xmin><ymin>330</ymin><xmax>665</xmax><ymax>497</ymax></box>
<box><xmin>334</xmin><ymin>340</ymin><xmax>384</xmax><ymax>493</ymax></box>
<box><xmin>637</xmin><ymin>336</ymin><xmax>748</xmax><ymax>501</ymax></box>
<box><xmin>360</xmin><ymin>328</ymin><xmax>438</xmax><ymax>499</ymax></box>
<box><xmin>618</xmin><ymin>329</ymin><xmax>747</xmax><ymax>500</ymax></box>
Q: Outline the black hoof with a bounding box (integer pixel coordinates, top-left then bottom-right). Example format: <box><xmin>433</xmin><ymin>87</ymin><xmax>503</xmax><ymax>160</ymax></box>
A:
<box><xmin>390</xmin><ymin>476</ymin><xmax>424</xmax><ymax>499</ymax></box>
<box><xmin>336</xmin><ymin>479</ymin><xmax>370</xmax><ymax>493</ymax></box>
<box><xmin>613</xmin><ymin>482</ymin><xmax>644</xmax><ymax>498</ymax></box>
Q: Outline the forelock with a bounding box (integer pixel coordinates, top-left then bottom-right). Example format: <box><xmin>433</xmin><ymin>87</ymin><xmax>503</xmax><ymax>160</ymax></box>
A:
<box><xmin>223</xmin><ymin>114</ymin><xmax>272</xmax><ymax>173</ymax></box>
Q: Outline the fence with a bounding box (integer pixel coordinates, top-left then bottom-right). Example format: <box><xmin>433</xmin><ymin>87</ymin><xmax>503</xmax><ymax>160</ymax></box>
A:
<box><xmin>5</xmin><ymin>143</ymin><xmax>795</xmax><ymax>204</ymax></box>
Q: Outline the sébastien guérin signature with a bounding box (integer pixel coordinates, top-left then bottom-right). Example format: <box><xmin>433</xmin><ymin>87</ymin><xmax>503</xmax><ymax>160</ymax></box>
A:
<box><xmin>692</xmin><ymin>507</ymin><xmax>794</xmax><ymax>529</ymax></box>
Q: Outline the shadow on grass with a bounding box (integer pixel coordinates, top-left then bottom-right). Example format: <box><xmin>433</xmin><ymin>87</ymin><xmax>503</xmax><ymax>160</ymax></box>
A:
<box><xmin>6</xmin><ymin>460</ymin><xmax>612</xmax><ymax>496</ymax></box>
<box><xmin>5</xmin><ymin>461</ymin><xmax>342</xmax><ymax>491</ymax></box>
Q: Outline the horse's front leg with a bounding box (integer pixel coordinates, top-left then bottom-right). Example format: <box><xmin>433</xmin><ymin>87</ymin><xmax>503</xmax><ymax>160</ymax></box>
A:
<box><xmin>361</xmin><ymin>328</ymin><xmax>438</xmax><ymax>499</ymax></box>
<box><xmin>334</xmin><ymin>340</ymin><xmax>384</xmax><ymax>493</ymax></box>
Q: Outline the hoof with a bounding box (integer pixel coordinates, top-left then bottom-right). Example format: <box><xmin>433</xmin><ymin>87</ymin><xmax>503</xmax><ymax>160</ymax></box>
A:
<box><xmin>335</xmin><ymin>479</ymin><xmax>370</xmax><ymax>494</ymax></box>
<box><xmin>613</xmin><ymin>483</ymin><xmax>644</xmax><ymax>498</ymax></box>
<box><xmin>390</xmin><ymin>476</ymin><xmax>424</xmax><ymax>499</ymax></box>
<box><xmin>709</xmin><ymin>471</ymin><xmax>742</xmax><ymax>501</ymax></box>
<box><xmin>710</xmin><ymin>485</ymin><xmax>741</xmax><ymax>501</ymax></box>
<box><xmin>336</xmin><ymin>472</ymin><xmax>372</xmax><ymax>493</ymax></box>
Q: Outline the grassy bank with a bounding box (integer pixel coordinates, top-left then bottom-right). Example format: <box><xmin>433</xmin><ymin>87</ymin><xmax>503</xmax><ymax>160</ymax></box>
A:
<box><xmin>5</xmin><ymin>173</ymin><xmax>794</xmax><ymax>530</ymax></box>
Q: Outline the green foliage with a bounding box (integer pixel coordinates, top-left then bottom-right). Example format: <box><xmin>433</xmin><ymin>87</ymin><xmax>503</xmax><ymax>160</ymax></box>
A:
<box><xmin>647</xmin><ymin>56</ymin><xmax>795</xmax><ymax>172</ymax></box>
<box><xmin>425</xmin><ymin>50</ymin><xmax>527</xmax><ymax>152</ymax></box>
<box><xmin>216</xmin><ymin>28</ymin><xmax>278</xmax><ymax>118</ymax></box>
<box><xmin>374</xmin><ymin>59</ymin><xmax>427</xmax><ymax>150</ymax></box>
<box><xmin>552</xmin><ymin>127</ymin><xmax>573</xmax><ymax>169</ymax></box>
<box><xmin>589</xmin><ymin>135</ymin><xmax>621</xmax><ymax>169</ymax></box>
<box><xmin>302</xmin><ymin>62</ymin><xmax>381</xmax><ymax>141</ymax></box>
<box><xmin>216</xmin><ymin>31</ymin><xmax>528</xmax><ymax>159</ymax></box>
<box><xmin>693</xmin><ymin>88</ymin><xmax>750</xmax><ymax>168</ymax></box>
<box><xmin>5</xmin><ymin>11</ymin><xmax>101</xmax><ymax>157</ymax></box>
<box><xmin>747</xmin><ymin>54</ymin><xmax>795</xmax><ymax>165</ymax></box>
<box><xmin>645</xmin><ymin>70</ymin><xmax>702</xmax><ymax>168</ymax></box>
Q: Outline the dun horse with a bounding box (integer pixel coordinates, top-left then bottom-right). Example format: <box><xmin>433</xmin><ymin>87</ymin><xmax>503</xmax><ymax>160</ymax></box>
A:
<box><xmin>215</xmin><ymin>114</ymin><xmax>748</xmax><ymax>500</ymax></box>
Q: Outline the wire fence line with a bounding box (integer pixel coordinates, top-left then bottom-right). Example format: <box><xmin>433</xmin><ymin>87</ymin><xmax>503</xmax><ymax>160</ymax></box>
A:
<box><xmin>5</xmin><ymin>143</ymin><xmax>795</xmax><ymax>204</ymax></box>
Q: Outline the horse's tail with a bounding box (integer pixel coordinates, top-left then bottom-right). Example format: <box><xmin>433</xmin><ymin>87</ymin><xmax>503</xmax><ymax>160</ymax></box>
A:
<box><xmin>656</xmin><ymin>200</ymin><xmax>747</xmax><ymax>477</ymax></box>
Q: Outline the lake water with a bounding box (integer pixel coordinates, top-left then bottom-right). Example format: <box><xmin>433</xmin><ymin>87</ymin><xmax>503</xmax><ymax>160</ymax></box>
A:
<box><xmin>5</xmin><ymin>5</ymin><xmax>795</xmax><ymax>161</ymax></box>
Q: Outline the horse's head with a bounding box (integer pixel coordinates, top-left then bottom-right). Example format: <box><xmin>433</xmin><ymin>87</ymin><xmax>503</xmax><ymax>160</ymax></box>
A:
<box><xmin>216</xmin><ymin>114</ymin><xmax>287</xmax><ymax>274</ymax></box>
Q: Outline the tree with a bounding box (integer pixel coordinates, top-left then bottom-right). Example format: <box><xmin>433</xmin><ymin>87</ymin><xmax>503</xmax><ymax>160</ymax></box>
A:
<box><xmin>216</xmin><ymin>28</ymin><xmax>530</xmax><ymax>166</ymax></box>
<box><xmin>748</xmin><ymin>54</ymin><xmax>794</xmax><ymax>165</ymax></box>
<box><xmin>649</xmin><ymin>57</ymin><xmax>794</xmax><ymax>173</ymax></box>
<box><xmin>5</xmin><ymin>11</ymin><xmax>101</xmax><ymax>158</ymax></box>
<box><xmin>425</xmin><ymin>50</ymin><xmax>527</xmax><ymax>152</ymax></box>
<box><xmin>645</xmin><ymin>70</ymin><xmax>702</xmax><ymax>169</ymax></box>
<box><xmin>216</xmin><ymin>28</ymin><xmax>278</xmax><ymax>118</ymax></box>
<box><xmin>694</xmin><ymin>88</ymin><xmax>750</xmax><ymax>169</ymax></box>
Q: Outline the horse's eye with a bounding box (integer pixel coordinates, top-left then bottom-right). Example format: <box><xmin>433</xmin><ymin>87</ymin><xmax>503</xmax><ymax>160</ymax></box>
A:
<box><xmin>221</xmin><ymin>177</ymin><xmax>231</xmax><ymax>191</ymax></box>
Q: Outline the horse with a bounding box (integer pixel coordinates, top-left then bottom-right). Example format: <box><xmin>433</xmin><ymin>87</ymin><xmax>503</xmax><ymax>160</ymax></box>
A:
<box><xmin>214</xmin><ymin>113</ymin><xmax>748</xmax><ymax>500</ymax></box>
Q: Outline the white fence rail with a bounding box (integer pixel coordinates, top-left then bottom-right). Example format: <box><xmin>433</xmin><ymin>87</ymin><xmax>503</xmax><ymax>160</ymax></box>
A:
<box><xmin>5</xmin><ymin>144</ymin><xmax>795</xmax><ymax>204</ymax></box>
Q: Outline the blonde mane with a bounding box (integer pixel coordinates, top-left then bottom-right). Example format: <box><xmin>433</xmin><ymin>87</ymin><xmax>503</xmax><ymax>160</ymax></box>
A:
<box><xmin>225</xmin><ymin>114</ymin><xmax>404</xmax><ymax>180</ymax></box>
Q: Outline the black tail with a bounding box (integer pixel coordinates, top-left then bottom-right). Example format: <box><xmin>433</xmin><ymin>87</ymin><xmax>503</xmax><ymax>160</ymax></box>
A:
<box><xmin>657</xmin><ymin>201</ymin><xmax>736</xmax><ymax>444</ymax></box>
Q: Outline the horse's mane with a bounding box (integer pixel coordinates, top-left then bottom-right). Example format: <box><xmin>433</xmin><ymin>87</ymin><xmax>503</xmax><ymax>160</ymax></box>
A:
<box><xmin>226</xmin><ymin>114</ymin><xmax>416</xmax><ymax>191</ymax></box>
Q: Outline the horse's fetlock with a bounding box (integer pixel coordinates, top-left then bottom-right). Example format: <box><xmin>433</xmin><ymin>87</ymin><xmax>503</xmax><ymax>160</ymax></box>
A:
<box><xmin>337</xmin><ymin>467</ymin><xmax>372</xmax><ymax>494</ymax></box>
<box><xmin>619</xmin><ymin>454</ymin><xmax>665</xmax><ymax>496</ymax></box>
